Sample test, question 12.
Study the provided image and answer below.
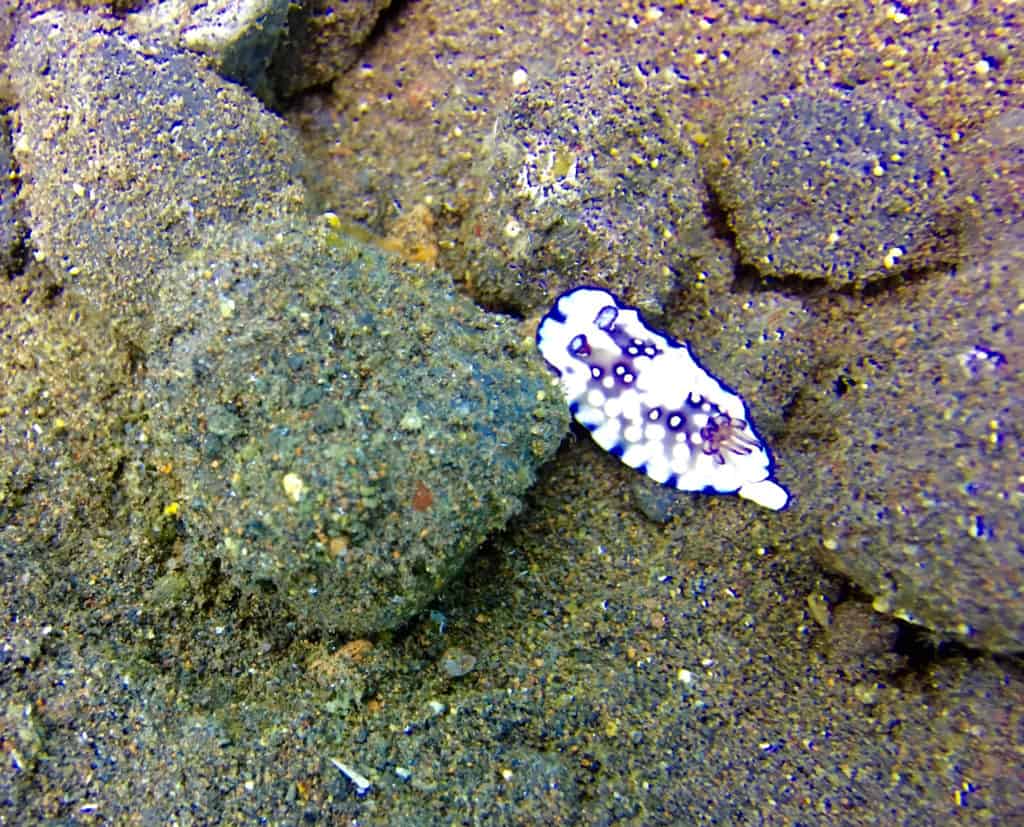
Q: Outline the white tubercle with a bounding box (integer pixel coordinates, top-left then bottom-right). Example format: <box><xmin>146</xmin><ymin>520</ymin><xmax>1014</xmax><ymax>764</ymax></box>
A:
<box><xmin>738</xmin><ymin>479</ymin><xmax>790</xmax><ymax>511</ymax></box>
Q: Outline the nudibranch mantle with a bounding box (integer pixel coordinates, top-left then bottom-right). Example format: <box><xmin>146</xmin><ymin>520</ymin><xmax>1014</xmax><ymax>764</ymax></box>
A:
<box><xmin>536</xmin><ymin>287</ymin><xmax>789</xmax><ymax>511</ymax></box>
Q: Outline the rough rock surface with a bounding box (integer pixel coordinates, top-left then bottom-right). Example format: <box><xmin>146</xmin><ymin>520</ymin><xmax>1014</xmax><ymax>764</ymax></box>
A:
<box><xmin>124</xmin><ymin>0</ymin><xmax>291</xmax><ymax>103</ymax></box>
<box><xmin>459</xmin><ymin>61</ymin><xmax>710</xmax><ymax>316</ymax></box>
<box><xmin>704</xmin><ymin>91</ymin><xmax>956</xmax><ymax>287</ymax></box>
<box><xmin>142</xmin><ymin>216</ymin><xmax>566</xmax><ymax>633</ymax></box>
<box><xmin>124</xmin><ymin>0</ymin><xmax>390</xmax><ymax>104</ymax></box>
<box><xmin>8</xmin><ymin>9</ymin><xmax>567</xmax><ymax>634</ymax></box>
<box><xmin>269</xmin><ymin>0</ymin><xmax>392</xmax><ymax>100</ymax></box>
<box><xmin>0</xmin><ymin>116</ymin><xmax>24</xmax><ymax>276</ymax></box>
<box><xmin>10</xmin><ymin>9</ymin><xmax>306</xmax><ymax>326</ymax></box>
<box><xmin>784</xmin><ymin>241</ymin><xmax>1023</xmax><ymax>653</ymax></box>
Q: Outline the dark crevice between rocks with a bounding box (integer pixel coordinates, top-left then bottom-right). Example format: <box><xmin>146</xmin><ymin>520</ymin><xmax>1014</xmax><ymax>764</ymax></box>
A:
<box><xmin>266</xmin><ymin>0</ymin><xmax>413</xmax><ymax>112</ymax></box>
<box><xmin>1</xmin><ymin>109</ymin><xmax>28</xmax><ymax>281</ymax></box>
<box><xmin>890</xmin><ymin>620</ymin><xmax>980</xmax><ymax>675</ymax></box>
<box><xmin>363</xmin><ymin>0</ymin><xmax>414</xmax><ymax>48</ymax></box>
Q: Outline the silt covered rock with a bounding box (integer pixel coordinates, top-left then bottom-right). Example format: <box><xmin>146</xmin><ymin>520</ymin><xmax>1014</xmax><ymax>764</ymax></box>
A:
<box><xmin>785</xmin><ymin>244</ymin><xmax>1023</xmax><ymax>653</ymax></box>
<box><xmin>459</xmin><ymin>61</ymin><xmax>708</xmax><ymax>316</ymax></box>
<box><xmin>8</xmin><ymin>10</ymin><xmax>567</xmax><ymax>634</ymax></box>
<box><xmin>705</xmin><ymin>91</ymin><xmax>957</xmax><ymax>287</ymax></box>
<box><xmin>143</xmin><ymin>216</ymin><xmax>566</xmax><ymax>633</ymax></box>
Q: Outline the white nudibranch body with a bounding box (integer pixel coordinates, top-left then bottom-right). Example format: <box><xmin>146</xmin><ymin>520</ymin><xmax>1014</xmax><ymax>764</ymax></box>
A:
<box><xmin>536</xmin><ymin>287</ymin><xmax>789</xmax><ymax>511</ymax></box>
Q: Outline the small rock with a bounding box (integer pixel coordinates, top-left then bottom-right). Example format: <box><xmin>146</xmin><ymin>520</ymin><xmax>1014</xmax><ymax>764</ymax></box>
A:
<box><xmin>706</xmin><ymin>90</ymin><xmax>956</xmax><ymax>287</ymax></box>
<box><xmin>439</xmin><ymin>646</ymin><xmax>477</xmax><ymax>678</ymax></box>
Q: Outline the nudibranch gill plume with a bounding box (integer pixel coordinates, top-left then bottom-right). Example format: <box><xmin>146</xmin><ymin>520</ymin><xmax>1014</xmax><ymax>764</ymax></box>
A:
<box><xmin>536</xmin><ymin>287</ymin><xmax>789</xmax><ymax>511</ymax></box>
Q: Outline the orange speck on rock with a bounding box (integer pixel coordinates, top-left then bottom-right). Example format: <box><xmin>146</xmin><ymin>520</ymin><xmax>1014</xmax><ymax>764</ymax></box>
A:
<box><xmin>412</xmin><ymin>480</ymin><xmax>434</xmax><ymax>511</ymax></box>
<box><xmin>380</xmin><ymin>203</ymin><xmax>439</xmax><ymax>268</ymax></box>
<box><xmin>338</xmin><ymin>639</ymin><xmax>374</xmax><ymax>661</ymax></box>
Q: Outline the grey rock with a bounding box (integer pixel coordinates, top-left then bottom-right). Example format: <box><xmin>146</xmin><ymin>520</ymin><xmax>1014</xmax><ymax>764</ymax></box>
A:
<box><xmin>269</xmin><ymin>0</ymin><xmax>392</xmax><ymax>99</ymax></box>
<box><xmin>125</xmin><ymin>0</ymin><xmax>391</xmax><ymax>104</ymax></box>
<box><xmin>785</xmin><ymin>243</ymin><xmax>1023</xmax><ymax>653</ymax></box>
<box><xmin>10</xmin><ymin>9</ymin><xmax>305</xmax><ymax>333</ymax></box>
<box><xmin>126</xmin><ymin>0</ymin><xmax>292</xmax><ymax>102</ymax></box>
<box><xmin>143</xmin><ymin>215</ymin><xmax>566</xmax><ymax>633</ymax></box>
<box><xmin>8</xmin><ymin>10</ymin><xmax>567</xmax><ymax>634</ymax></box>
<box><xmin>459</xmin><ymin>60</ymin><xmax>709</xmax><ymax>316</ymax></box>
<box><xmin>705</xmin><ymin>91</ymin><xmax>957</xmax><ymax>287</ymax></box>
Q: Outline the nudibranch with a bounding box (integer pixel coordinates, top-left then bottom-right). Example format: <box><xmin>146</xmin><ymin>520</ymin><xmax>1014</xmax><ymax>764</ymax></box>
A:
<box><xmin>536</xmin><ymin>287</ymin><xmax>789</xmax><ymax>511</ymax></box>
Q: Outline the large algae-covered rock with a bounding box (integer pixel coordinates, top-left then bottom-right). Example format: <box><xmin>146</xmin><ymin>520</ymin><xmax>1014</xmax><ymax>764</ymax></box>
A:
<box><xmin>143</xmin><ymin>215</ymin><xmax>566</xmax><ymax>633</ymax></box>
<box><xmin>9</xmin><ymin>10</ymin><xmax>567</xmax><ymax>634</ymax></box>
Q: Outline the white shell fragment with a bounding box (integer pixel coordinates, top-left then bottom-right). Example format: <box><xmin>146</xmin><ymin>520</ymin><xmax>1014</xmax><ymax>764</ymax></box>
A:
<box><xmin>329</xmin><ymin>757</ymin><xmax>372</xmax><ymax>796</ymax></box>
<box><xmin>536</xmin><ymin>287</ymin><xmax>789</xmax><ymax>510</ymax></box>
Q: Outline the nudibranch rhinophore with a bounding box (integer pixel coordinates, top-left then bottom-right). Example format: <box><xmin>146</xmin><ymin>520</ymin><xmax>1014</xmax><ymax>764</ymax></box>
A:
<box><xmin>536</xmin><ymin>287</ymin><xmax>789</xmax><ymax>511</ymax></box>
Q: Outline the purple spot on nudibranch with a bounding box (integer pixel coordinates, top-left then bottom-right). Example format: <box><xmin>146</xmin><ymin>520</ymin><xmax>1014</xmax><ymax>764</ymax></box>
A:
<box><xmin>594</xmin><ymin>305</ymin><xmax>618</xmax><ymax>330</ymax></box>
<box><xmin>569</xmin><ymin>334</ymin><xmax>589</xmax><ymax>357</ymax></box>
<box><xmin>609</xmin><ymin>443</ymin><xmax>625</xmax><ymax>458</ymax></box>
<box><xmin>613</xmin><ymin>363</ymin><xmax>635</xmax><ymax>385</ymax></box>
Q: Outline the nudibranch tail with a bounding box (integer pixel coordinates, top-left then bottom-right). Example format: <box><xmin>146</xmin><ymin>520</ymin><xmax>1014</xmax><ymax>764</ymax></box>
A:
<box><xmin>536</xmin><ymin>286</ymin><xmax>789</xmax><ymax>511</ymax></box>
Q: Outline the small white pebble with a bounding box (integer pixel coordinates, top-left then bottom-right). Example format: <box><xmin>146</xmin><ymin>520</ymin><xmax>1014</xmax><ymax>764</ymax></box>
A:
<box><xmin>882</xmin><ymin>247</ymin><xmax>904</xmax><ymax>269</ymax></box>
<box><xmin>886</xmin><ymin>5</ymin><xmax>909</xmax><ymax>24</ymax></box>
<box><xmin>330</xmin><ymin>758</ymin><xmax>372</xmax><ymax>795</ymax></box>
<box><xmin>282</xmin><ymin>472</ymin><xmax>306</xmax><ymax>503</ymax></box>
<box><xmin>399</xmin><ymin>410</ymin><xmax>423</xmax><ymax>432</ymax></box>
